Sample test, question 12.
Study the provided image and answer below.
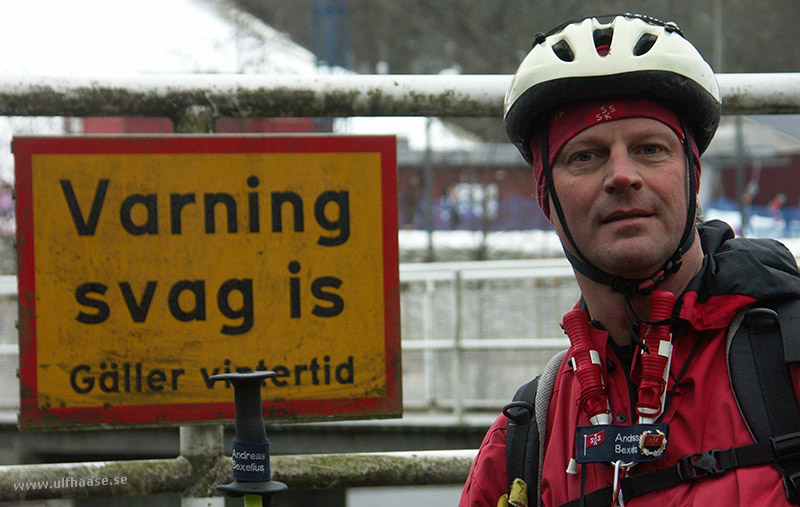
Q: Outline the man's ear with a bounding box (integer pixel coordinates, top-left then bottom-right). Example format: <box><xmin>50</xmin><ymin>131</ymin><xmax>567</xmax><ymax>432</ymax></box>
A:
<box><xmin>547</xmin><ymin>197</ymin><xmax>557</xmax><ymax>227</ymax></box>
<box><xmin>694</xmin><ymin>205</ymin><xmax>704</xmax><ymax>224</ymax></box>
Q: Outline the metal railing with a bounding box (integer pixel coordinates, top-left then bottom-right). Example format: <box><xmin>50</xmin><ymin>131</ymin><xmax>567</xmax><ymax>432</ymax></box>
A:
<box><xmin>0</xmin><ymin>259</ymin><xmax>577</xmax><ymax>423</ymax></box>
<box><xmin>1</xmin><ymin>423</ymin><xmax>477</xmax><ymax>501</ymax></box>
<box><xmin>0</xmin><ymin>71</ymin><xmax>799</xmax><ymax>503</ymax></box>
<box><xmin>399</xmin><ymin>259</ymin><xmax>575</xmax><ymax>420</ymax></box>
<box><xmin>2</xmin><ymin>73</ymin><xmax>800</xmax><ymax>118</ymax></box>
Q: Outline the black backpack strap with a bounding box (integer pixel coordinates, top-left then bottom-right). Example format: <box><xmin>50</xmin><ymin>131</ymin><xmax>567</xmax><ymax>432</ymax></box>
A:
<box><xmin>779</xmin><ymin>297</ymin><xmax>800</xmax><ymax>364</ymax></box>
<box><xmin>558</xmin><ymin>436</ymin><xmax>800</xmax><ymax>507</ymax></box>
<box><xmin>728</xmin><ymin>300</ymin><xmax>800</xmax><ymax>503</ymax></box>
<box><xmin>503</xmin><ymin>349</ymin><xmax>568</xmax><ymax>507</ymax></box>
<box><xmin>729</xmin><ymin>306</ymin><xmax>800</xmax><ymax>438</ymax></box>
<box><xmin>504</xmin><ymin>376</ymin><xmax>540</xmax><ymax>495</ymax></box>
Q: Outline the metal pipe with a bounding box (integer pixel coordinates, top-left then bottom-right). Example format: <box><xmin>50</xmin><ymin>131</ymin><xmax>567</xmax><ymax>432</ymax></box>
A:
<box><xmin>452</xmin><ymin>271</ymin><xmax>464</xmax><ymax>423</ymax></box>
<box><xmin>0</xmin><ymin>74</ymin><xmax>506</xmax><ymax>118</ymax></box>
<box><xmin>423</xmin><ymin>278</ymin><xmax>437</xmax><ymax>409</ymax></box>
<box><xmin>0</xmin><ymin>457</ymin><xmax>193</xmax><ymax>502</ymax></box>
<box><xmin>720</xmin><ymin>73</ymin><xmax>800</xmax><ymax>113</ymax></box>
<box><xmin>267</xmin><ymin>449</ymin><xmax>477</xmax><ymax>489</ymax></box>
<box><xmin>178</xmin><ymin>425</ymin><xmax>226</xmax><ymax>506</ymax></box>
<box><xmin>402</xmin><ymin>337</ymin><xmax>570</xmax><ymax>351</ymax></box>
<box><xmin>0</xmin><ymin>450</ymin><xmax>477</xmax><ymax>501</ymax></box>
<box><xmin>173</xmin><ymin>108</ymin><xmax>227</xmax><ymax>507</ymax></box>
<box><xmin>0</xmin><ymin>73</ymin><xmax>798</xmax><ymax>118</ymax></box>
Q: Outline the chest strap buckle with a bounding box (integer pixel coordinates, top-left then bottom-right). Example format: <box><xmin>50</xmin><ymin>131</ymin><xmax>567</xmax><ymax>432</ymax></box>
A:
<box><xmin>677</xmin><ymin>450</ymin><xmax>725</xmax><ymax>481</ymax></box>
<box><xmin>772</xmin><ymin>432</ymin><xmax>800</xmax><ymax>461</ymax></box>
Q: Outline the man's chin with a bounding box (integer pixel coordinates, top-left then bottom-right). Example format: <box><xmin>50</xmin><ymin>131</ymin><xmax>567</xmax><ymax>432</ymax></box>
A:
<box><xmin>590</xmin><ymin>250</ymin><xmax>668</xmax><ymax>280</ymax></box>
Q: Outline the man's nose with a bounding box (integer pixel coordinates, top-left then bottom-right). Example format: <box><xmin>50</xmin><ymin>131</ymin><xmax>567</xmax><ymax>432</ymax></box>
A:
<box><xmin>604</xmin><ymin>149</ymin><xmax>643</xmax><ymax>194</ymax></box>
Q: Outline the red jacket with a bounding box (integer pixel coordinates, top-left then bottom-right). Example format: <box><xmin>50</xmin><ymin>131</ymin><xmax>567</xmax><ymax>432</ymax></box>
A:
<box><xmin>461</xmin><ymin>222</ymin><xmax>800</xmax><ymax>506</ymax></box>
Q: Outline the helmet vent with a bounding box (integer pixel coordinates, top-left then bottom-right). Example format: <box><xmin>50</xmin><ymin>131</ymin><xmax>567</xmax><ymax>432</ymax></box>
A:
<box><xmin>633</xmin><ymin>33</ymin><xmax>658</xmax><ymax>56</ymax></box>
<box><xmin>593</xmin><ymin>28</ymin><xmax>613</xmax><ymax>56</ymax></box>
<box><xmin>551</xmin><ymin>39</ymin><xmax>575</xmax><ymax>62</ymax></box>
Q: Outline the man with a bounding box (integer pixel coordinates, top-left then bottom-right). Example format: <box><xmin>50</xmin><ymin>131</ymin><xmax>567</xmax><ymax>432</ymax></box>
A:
<box><xmin>461</xmin><ymin>13</ymin><xmax>800</xmax><ymax>507</ymax></box>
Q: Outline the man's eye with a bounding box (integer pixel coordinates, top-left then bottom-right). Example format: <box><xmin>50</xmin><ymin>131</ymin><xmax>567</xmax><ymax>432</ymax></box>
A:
<box><xmin>641</xmin><ymin>145</ymin><xmax>663</xmax><ymax>155</ymax></box>
<box><xmin>572</xmin><ymin>152</ymin><xmax>595</xmax><ymax>162</ymax></box>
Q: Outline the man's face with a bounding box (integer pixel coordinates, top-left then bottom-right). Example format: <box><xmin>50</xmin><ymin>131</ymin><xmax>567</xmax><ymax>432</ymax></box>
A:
<box><xmin>548</xmin><ymin>117</ymin><xmax>690</xmax><ymax>279</ymax></box>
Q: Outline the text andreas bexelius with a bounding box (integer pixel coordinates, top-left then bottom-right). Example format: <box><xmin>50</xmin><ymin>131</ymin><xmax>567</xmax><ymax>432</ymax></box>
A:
<box><xmin>59</xmin><ymin>175</ymin><xmax>362</xmax><ymax>396</ymax></box>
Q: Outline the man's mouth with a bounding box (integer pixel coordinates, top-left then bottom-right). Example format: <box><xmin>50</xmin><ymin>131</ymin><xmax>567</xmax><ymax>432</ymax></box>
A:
<box><xmin>601</xmin><ymin>211</ymin><xmax>653</xmax><ymax>224</ymax></box>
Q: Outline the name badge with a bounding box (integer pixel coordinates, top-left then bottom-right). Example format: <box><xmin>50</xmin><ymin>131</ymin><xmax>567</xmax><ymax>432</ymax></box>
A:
<box><xmin>575</xmin><ymin>423</ymin><xmax>669</xmax><ymax>463</ymax></box>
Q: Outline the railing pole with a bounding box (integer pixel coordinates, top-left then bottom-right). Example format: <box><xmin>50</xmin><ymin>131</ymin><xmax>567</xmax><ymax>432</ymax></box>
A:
<box><xmin>179</xmin><ymin>424</ymin><xmax>226</xmax><ymax>506</ymax></box>
<box><xmin>172</xmin><ymin>106</ymin><xmax>226</xmax><ymax>507</ymax></box>
<box><xmin>423</xmin><ymin>278</ymin><xmax>436</xmax><ymax>410</ymax></box>
<box><xmin>452</xmin><ymin>270</ymin><xmax>464</xmax><ymax>422</ymax></box>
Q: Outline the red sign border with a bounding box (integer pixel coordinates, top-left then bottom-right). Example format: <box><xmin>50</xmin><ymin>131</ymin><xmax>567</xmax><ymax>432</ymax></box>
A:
<box><xmin>14</xmin><ymin>135</ymin><xmax>400</xmax><ymax>429</ymax></box>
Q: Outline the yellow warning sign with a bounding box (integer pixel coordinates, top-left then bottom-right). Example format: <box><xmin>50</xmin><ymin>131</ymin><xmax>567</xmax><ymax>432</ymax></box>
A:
<box><xmin>15</xmin><ymin>136</ymin><xmax>400</xmax><ymax>428</ymax></box>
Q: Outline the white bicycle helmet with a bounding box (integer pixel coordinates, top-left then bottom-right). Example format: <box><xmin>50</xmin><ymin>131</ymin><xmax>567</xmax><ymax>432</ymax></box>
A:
<box><xmin>505</xmin><ymin>14</ymin><xmax>723</xmax><ymax>301</ymax></box>
<box><xmin>505</xmin><ymin>13</ymin><xmax>721</xmax><ymax>165</ymax></box>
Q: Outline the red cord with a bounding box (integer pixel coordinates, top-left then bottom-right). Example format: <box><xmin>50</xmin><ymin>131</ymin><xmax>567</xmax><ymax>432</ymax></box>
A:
<box><xmin>635</xmin><ymin>291</ymin><xmax>675</xmax><ymax>418</ymax></box>
<box><xmin>636</xmin><ymin>354</ymin><xmax>669</xmax><ymax>416</ymax></box>
<box><xmin>563</xmin><ymin>309</ymin><xmax>610</xmax><ymax>422</ymax></box>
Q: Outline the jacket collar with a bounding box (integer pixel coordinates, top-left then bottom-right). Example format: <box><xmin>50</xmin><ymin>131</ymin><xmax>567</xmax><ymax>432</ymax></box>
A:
<box><xmin>677</xmin><ymin>220</ymin><xmax>800</xmax><ymax>330</ymax></box>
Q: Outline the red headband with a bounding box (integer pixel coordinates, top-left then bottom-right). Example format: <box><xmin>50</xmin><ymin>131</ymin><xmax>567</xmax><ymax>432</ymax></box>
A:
<box><xmin>530</xmin><ymin>98</ymin><xmax>701</xmax><ymax>219</ymax></box>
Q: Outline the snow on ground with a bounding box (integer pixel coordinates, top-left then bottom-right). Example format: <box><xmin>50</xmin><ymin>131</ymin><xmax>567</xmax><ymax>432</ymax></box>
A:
<box><xmin>398</xmin><ymin>209</ymin><xmax>800</xmax><ymax>263</ymax></box>
<box><xmin>398</xmin><ymin>228</ymin><xmax>800</xmax><ymax>263</ymax></box>
<box><xmin>0</xmin><ymin>0</ymin><xmax>317</xmax><ymax>76</ymax></box>
<box><xmin>0</xmin><ymin>0</ymin><xmax>480</xmax><ymax>183</ymax></box>
<box><xmin>335</xmin><ymin>116</ymin><xmax>482</xmax><ymax>153</ymax></box>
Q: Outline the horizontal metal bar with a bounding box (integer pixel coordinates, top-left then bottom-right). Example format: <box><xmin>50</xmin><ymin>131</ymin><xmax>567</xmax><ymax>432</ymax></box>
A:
<box><xmin>402</xmin><ymin>338</ymin><xmax>569</xmax><ymax>350</ymax></box>
<box><xmin>719</xmin><ymin>73</ymin><xmax>800</xmax><ymax>114</ymax></box>
<box><xmin>0</xmin><ymin>73</ymin><xmax>798</xmax><ymax>118</ymax></box>
<box><xmin>0</xmin><ymin>450</ymin><xmax>476</xmax><ymax>501</ymax></box>
<box><xmin>400</xmin><ymin>268</ymin><xmax>575</xmax><ymax>282</ymax></box>
<box><xmin>403</xmin><ymin>398</ymin><xmax>528</xmax><ymax>411</ymax></box>
<box><xmin>0</xmin><ymin>276</ymin><xmax>16</xmax><ymax>297</ymax></box>
<box><xmin>0</xmin><ymin>457</ymin><xmax>193</xmax><ymax>502</ymax></box>
<box><xmin>0</xmin><ymin>337</ymin><xmax>569</xmax><ymax>356</ymax></box>
<box><xmin>268</xmin><ymin>449</ymin><xmax>476</xmax><ymax>489</ymax></box>
<box><xmin>400</xmin><ymin>258</ymin><xmax>574</xmax><ymax>282</ymax></box>
<box><xmin>0</xmin><ymin>338</ymin><xmax>569</xmax><ymax>358</ymax></box>
<box><xmin>0</xmin><ymin>74</ymin><xmax>506</xmax><ymax>118</ymax></box>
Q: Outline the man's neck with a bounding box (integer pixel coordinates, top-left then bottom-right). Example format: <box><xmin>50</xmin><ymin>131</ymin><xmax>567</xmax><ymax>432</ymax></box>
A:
<box><xmin>574</xmin><ymin>232</ymin><xmax>704</xmax><ymax>346</ymax></box>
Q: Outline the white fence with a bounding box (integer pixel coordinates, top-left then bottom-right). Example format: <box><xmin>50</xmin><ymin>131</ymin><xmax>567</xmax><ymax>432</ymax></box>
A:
<box><xmin>398</xmin><ymin>259</ymin><xmax>576</xmax><ymax>420</ymax></box>
<box><xmin>0</xmin><ymin>276</ymin><xmax>19</xmax><ymax>424</ymax></box>
<box><xmin>0</xmin><ymin>259</ymin><xmax>578</xmax><ymax>424</ymax></box>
